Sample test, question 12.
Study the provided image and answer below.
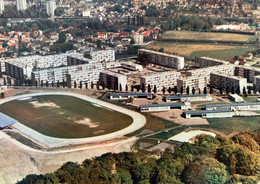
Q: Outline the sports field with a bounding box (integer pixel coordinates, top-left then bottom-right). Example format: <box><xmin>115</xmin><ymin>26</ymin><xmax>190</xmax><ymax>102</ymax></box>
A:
<box><xmin>0</xmin><ymin>95</ymin><xmax>132</xmax><ymax>138</ymax></box>
<box><xmin>145</xmin><ymin>42</ymin><xmax>256</xmax><ymax>60</ymax></box>
<box><xmin>162</xmin><ymin>31</ymin><xmax>255</xmax><ymax>42</ymax></box>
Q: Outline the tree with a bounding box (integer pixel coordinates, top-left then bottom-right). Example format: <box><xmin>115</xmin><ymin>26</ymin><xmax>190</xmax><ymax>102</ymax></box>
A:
<box><xmin>57</xmin><ymin>32</ymin><xmax>66</xmax><ymax>43</ymax></box>
<box><xmin>131</xmin><ymin>85</ymin><xmax>134</xmax><ymax>92</ymax></box>
<box><xmin>119</xmin><ymin>83</ymin><xmax>122</xmax><ymax>91</ymax></box>
<box><xmin>174</xmin><ymin>86</ymin><xmax>178</xmax><ymax>94</ymax></box>
<box><xmin>85</xmin><ymin>82</ymin><xmax>88</xmax><ymax>89</ymax></box>
<box><xmin>141</xmin><ymin>84</ymin><xmax>146</xmax><ymax>93</ymax></box>
<box><xmin>210</xmin><ymin>86</ymin><xmax>213</xmax><ymax>94</ymax></box>
<box><xmin>52</xmin><ymin>81</ymin><xmax>54</xmax><ymax>87</ymax></box>
<box><xmin>3</xmin><ymin>77</ymin><xmax>6</xmax><ymax>85</ymax></box>
<box><xmin>57</xmin><ymin>80</ymin><xmax>60</xmax><ymax>88</ymax></box>
<box><xmin>226</xmin><ymin>86</ymin><xmax>230</xmax><ymax>95</ymax></box>
<box><xmin>219</xmin><ymin>87</ymin><xmax>223</xmax><ymax>95</ymax></box>
<box><xmin>180</xmin><ymin>86</ymin><xmax>184</xmax><ymax>95</ymax></box>
<box><xmin>148</xmin><ymin>84</ymin><xmax>151</xmax><ymax>93</ymax></box>
<box><xmin>62</xmin><ymin>79</ymin><xmax>65</xmax><ymax>88</ymax></box>
<box><xmin>203</xmin><ymin>87</ymin><xmax>207</xmax><ymax>94</ymax></box>
<box><xmin>46</xmin><ymin>81</ymin><xmax>49</xmax><ymax>87</ymax></box>
<box><xmin>91</xmin><ymin>82</ymin><xmax>94</xmax><ymax>89</ymax></box>
<box><xmin>80</xmin><ymin>81</ymin><xmax>82</xmax><ymax>89</ymax></box>
<box><xmin>168</xmin><ymin>87</ymin><xmax>172</xmax><ymax>94</ymax></box>
<box><xmin>248</xmin><ymin>86</ymin><xmax>251</xmax><ymax>95</ymax></box>
<box><xmin>41</xmin><ymin>80</ymin><xmax>43</xmax><ymax>87</ymax></box>
<box><xmin>243</xmin><ymin>87</ymin><xmax>247</xmax><ymax>96</ymax></box>
<box><xmin>125</xmin><ymin>84</ymin><xmax>128</xmax><ymax>92</ymax></box>
<box><xmin>153</xmin><ymin>85</ymin><xmax>157</xmax><ymax>94</ymax></box>
<box><xmin>102</xmin><ymin>82</ymin><xmax>105</xmax><ymax>90</ymax></box>
<box><xmin>96</xmin><ymin>81</ymin><xmax>99</xmax><ymax>90</ymax></box>
<box><xmin>186</xmin><ymin>86</ymin><xmax>190</xmax><ymax>95</ymax></box>
<box><xmin>1</xmin><ymin>92</ymin><xmax>4</xmax><ymax>98</ymax></box>
<box><xmin>162</xmin><ymin>87</ymin><xmax>166</xmax><ymax>94</ymax></box>
<box><xmin>159</xmin><ymin>48</ymin><xmax>164</xmax><ymax>52</ymax></box>
<box><xmin>199</xmin><ymin>88</ymin><xmax>201</xmax><ymax>94</ymax></box>
<box><xmin>192</xmin><ymin>87</ymin><xmax>195</xmax><ymax>95</ymax></box>
<box><xmin>74</xmin><ymin>81</ymin><xmax>77</xmax><ymax>88</ymax></box>
<box><xmin>231</xmin><ymin>86</ymin><xmax>235</xmax><ymax>94</ymax></box>
<box><xmin>253</xmin><ymin>85</ymin><xmax>257</xmax><ymax>95</ymax></box>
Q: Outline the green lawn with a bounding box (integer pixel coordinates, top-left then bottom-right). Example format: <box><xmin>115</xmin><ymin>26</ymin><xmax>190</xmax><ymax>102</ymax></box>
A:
<box><xmin>189</xmin><ymin>46</ymin><xmax>257</xmax><ymax>60</ymax></box>
<box><xmin>0</xmin><ymin>95</ymin><xmax>132</xmax><ymax>138</ymax></box>
<box><xmin>150</xmin><ymin>126</ymin><xmax>189</xmax><ymax>140</ymax></box>
<box><xmin>243</xmin><ymin>96</ymin><xmax>259</xmax><ymax>103</ymax></box>
<box><xmin>194</xmin><ymin>117</ymin><xmax>260</xmax><ymax>135</ymax></box>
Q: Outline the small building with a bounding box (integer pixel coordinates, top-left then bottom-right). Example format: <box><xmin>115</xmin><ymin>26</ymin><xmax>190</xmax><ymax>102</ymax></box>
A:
<box><xmin>228</xmin><ymin>94</ymin><xmax>244</xmax><ymax>102</ymax></box>
<box><xmin>140</xmin><ymin>102</ymin><xmax>191</xmax><ymax>112</ymax></box>
<box><xmin>0</xmin><ymin>112</ymin><xmax>17</xmax><ymax>129</ymax></box>
<box><xmin>110</xmin><ymin>93</ymin><xmax>153</xmax><ymax>100</ymax></box>
<box><xmin>184</xmin><ymin>110</ymin><xmax>233</xmax><ymax>119</ymax></box>
<box><xmin>205</xmin><ymin>103</ymin><xmax>260</xmax><ymax>111</ymax></box>
<box><xmin>121</xmin><ymin>62</ymin><xmax>143</xmax><ymax>71</ymax></box>
<box><xmin>165</xmin><ymin>94</ymin><xmax>212</xmax><ymax>102</ymax></box>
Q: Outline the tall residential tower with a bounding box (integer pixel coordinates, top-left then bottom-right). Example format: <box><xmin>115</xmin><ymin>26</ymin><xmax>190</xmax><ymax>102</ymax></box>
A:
<box><xmin>16</xmin><ymin>0</ymin><xmax>27</xmax><ymax>11</ymax></box>
<box><xmin>46</xmin><ymin>1</ymin><xmax>56</xmax><ymax>16</ymax></box>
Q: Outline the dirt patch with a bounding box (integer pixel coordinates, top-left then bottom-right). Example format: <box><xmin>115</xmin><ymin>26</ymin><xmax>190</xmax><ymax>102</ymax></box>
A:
<box><xmin>75</xmin><ymin>118</ymin><xmax>99</xmax><ymax>128</ymax></box>
<box><xmin>93</xmin><ymin>130</ymin><xmax>105</xmax><ymax>134</ymax></box>
<box><xmin>29</xmin><ymin>100</ymin><xmax>60</xmax><ymax>109</ymax></box>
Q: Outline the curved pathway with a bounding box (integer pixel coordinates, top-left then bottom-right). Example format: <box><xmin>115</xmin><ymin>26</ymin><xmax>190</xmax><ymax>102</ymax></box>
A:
<box><xmin>0</xmin><ymin>91</ymin><xmax>146</xmax><ymax>148</ymax></box>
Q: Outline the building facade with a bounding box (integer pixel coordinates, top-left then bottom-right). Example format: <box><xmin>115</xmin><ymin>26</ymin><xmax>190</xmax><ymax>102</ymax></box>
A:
<box><xmin>99</xmin><ymin>71</ymin><xmax>127</xmax><ymax>91</ymax></box>
<box><xmin>210</xmin><ymin>72</ymin><xmax>247</xmax><ymax>93</ymax></box>
<box><xmin>16</xmin><ymin>0</ymin><xmax>27</xmax><ymax>10</ymax></box>
<box><xmin>140</xmin><ymin>71</ymin><xmax>181</xmax><ymax>90</ymax></box>
<box><xmin>177</xmin><ymin>75</ymin><xmax>208</xmax><ymax>92</ymax></box>
<box><xmin>0</xmin><ymin>0</ymin><xmax>4</xmax><ymax>14</ymax></box>
<box><xmin>235</xmin><ymin>65</ymin><xmax>260</xmax><ymax>83</ymax></box>
<box><xmin>46</xmin><ymin>0</ymin><xmax>56</xmax><ymax>16</ymax></box>
<box><xmin>138</xmin><ymin>49</ymin><xmax>185</xmax><ymax>69</ymax></box>
<box><xmin>199</xmin><ymin>57</ymin><xmax>229</xmax><ymax>68</ymax></box>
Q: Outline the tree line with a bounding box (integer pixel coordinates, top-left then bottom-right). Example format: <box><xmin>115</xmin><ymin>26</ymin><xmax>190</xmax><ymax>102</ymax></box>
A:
<box><xmin>18</xmin><ymin>130</ymin><xmax>260</xmax><ymax>184</ymax></box>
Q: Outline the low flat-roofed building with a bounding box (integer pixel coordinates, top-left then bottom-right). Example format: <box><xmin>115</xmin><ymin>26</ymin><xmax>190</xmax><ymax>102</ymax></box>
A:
<box><xmin>210</xmin><ymin>72</ymin><xmax>247</xmax><ymax>93</ymax></box>
<box><xmin>199</xmin><ymin>57</ymin><xmax>229</xmax><ymax>68</ymax></box>
<box><xmin>205</xmin><ymin>102</ymin><xmax>260</xmax><ymax>111</ymax></box>
<box><xmin>165</xmin><ymin>94</ymin><xmax>212</xmax><ymax>102</ymax></box>
<box><xmin>110</xmin><ymin>93</ymin><xmax>153</xmax><ymax>100</ymax></box>
<box><xmin>0</xmin><ymin>112</ymin><xmax>17</xmax><ymax>129</ymax></box>
<box><xmin>140</xmin><ymin>102</ymin><xmax>191</xmax><ymax>112</ymax></box>
<box><xmin>121</xmin><ymin>62</ymin><xmax>143</xmax><ymax>71</ymax></box>
<box><xmin>228</xmin><ymin>94</ymin><xmax>244</xmax><ymax>102</ymax></box>
<box><xmin>184</xmin><ymin>110</ymin><xmax>233</xmax><ymax>119</ymax></box>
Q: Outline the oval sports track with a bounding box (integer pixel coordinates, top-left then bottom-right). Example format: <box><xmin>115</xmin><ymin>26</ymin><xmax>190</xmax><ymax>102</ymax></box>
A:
<box><xmin>0</xmin><ymin>91</ymin><xmax>146</xmax><ymax>148</ymax></box>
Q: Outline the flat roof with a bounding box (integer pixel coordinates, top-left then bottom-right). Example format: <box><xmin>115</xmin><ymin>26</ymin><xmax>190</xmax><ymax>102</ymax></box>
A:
<box><xmin>205</xmin><ymin>102</ymin><xmax>260</xmax><ymax>108</ymax></box>
<box><xmin>138</xmin><ymin>49</ymin><xmax>184</xmax><ymax>59</ymax></box>
<box><xmin>165</xmin><ymin>94</ymin><xmax>207</xmax><ymax>99</ymax></box>
<box><xmin>184</xmin><ymin>109</ymin><xmax>233</xmax><ymax>115</ymax></box>
<box><xmin>110</xmin><ymin>93</ymin><xmax>153</xmax><ymax>96</ymax></box>
<box><xmin>141</xmin><ymin>103</ymin><xmax>184</xmax><ymax>108</ymax></box>
<box><xmin>0</xmin><ymin>112</ymin><xmax>17</xmax><ymax>128</ymax></box>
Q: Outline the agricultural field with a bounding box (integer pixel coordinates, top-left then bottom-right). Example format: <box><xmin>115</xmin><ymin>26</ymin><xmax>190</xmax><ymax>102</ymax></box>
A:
<box><xmin>162</xmin><ymin>31</ymin><xmax>255</xmax><ymax>42</ymax></box>
<box><xmin>145</xmin><ymin>42</ymin><xmax>256</xmax><ymax>60</ymax></box>
<box><xmin>0</xmin><ymin>95</ymin><xmax>132</xmax><ymax>138</ymax></box>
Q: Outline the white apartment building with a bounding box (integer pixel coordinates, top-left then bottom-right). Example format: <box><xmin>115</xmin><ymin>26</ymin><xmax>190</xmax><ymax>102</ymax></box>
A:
<box><xmin>0</xmin><ymin>0</ymin><xmax>4</xmax><ymax>14</ymax></box>
<box><xmin>253</xmin><ymin>75</ymin><xmax>260</xmax><ymax>91</ymax></box>
<box><xmin>140</xmin><ymin>71</ymin><xmax>181</xmax><ymax>90</ymax></box>
<box><xmin>186</xmin><ymin>64</ymin><xmax>236</xmax><ymax>83</ymax></box>
<box><xmin>235</xmin><ymin>65</ymin><xmax>260</xmax><ymax>83</ymax></box>
<box><xmin>138</xmin><ymin>49</ymin><xmax>185</xmax><ymax>69</ymax></box>
<box><xmin>66</xmin><ymin>70</ymin><xmax>101</xmax><ymax>88</ymax></box>
<box><xmin>16</xmin><ymin>0</ymin><xmax>27</xmax><ymax>10</ymax></box>
<box><xmin>91</xmin><ymin>50</ymin><xmax>115</xmax><ymax>62</ymax></box>
<box><xmin>210</xmin><ymin>72</ymin><xmax>247</xmax><ymax>93</ymax></box>
<box><xmin>99</xmin><ymin>71</ymin><xmax>127</xmax><ymax>91</ymax></box>
<box><xmin>199</xmin><ymin>57</ymin><xmax>229</xmax><ymax>68</ymax></box>
<box><xmin>46</xmin><ymin>0</ymin><xmax>56</xmax><ymax>16</ymax></box>
<box><xmin>177</xmin><ymin>75</ymin><xmax>208</xmax><ymax>92</ymax></box>
<box><xmin>134</xmin><ymin>34</ymin><xmax>144</xmax><ymax>45</ymax></box>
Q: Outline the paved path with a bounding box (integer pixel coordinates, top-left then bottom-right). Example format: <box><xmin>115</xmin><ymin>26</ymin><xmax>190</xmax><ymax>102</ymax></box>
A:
<box><xmin>0</xmin><ymin>91</ymin><xmax>146</xmax><ymax>148</ymax></box>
